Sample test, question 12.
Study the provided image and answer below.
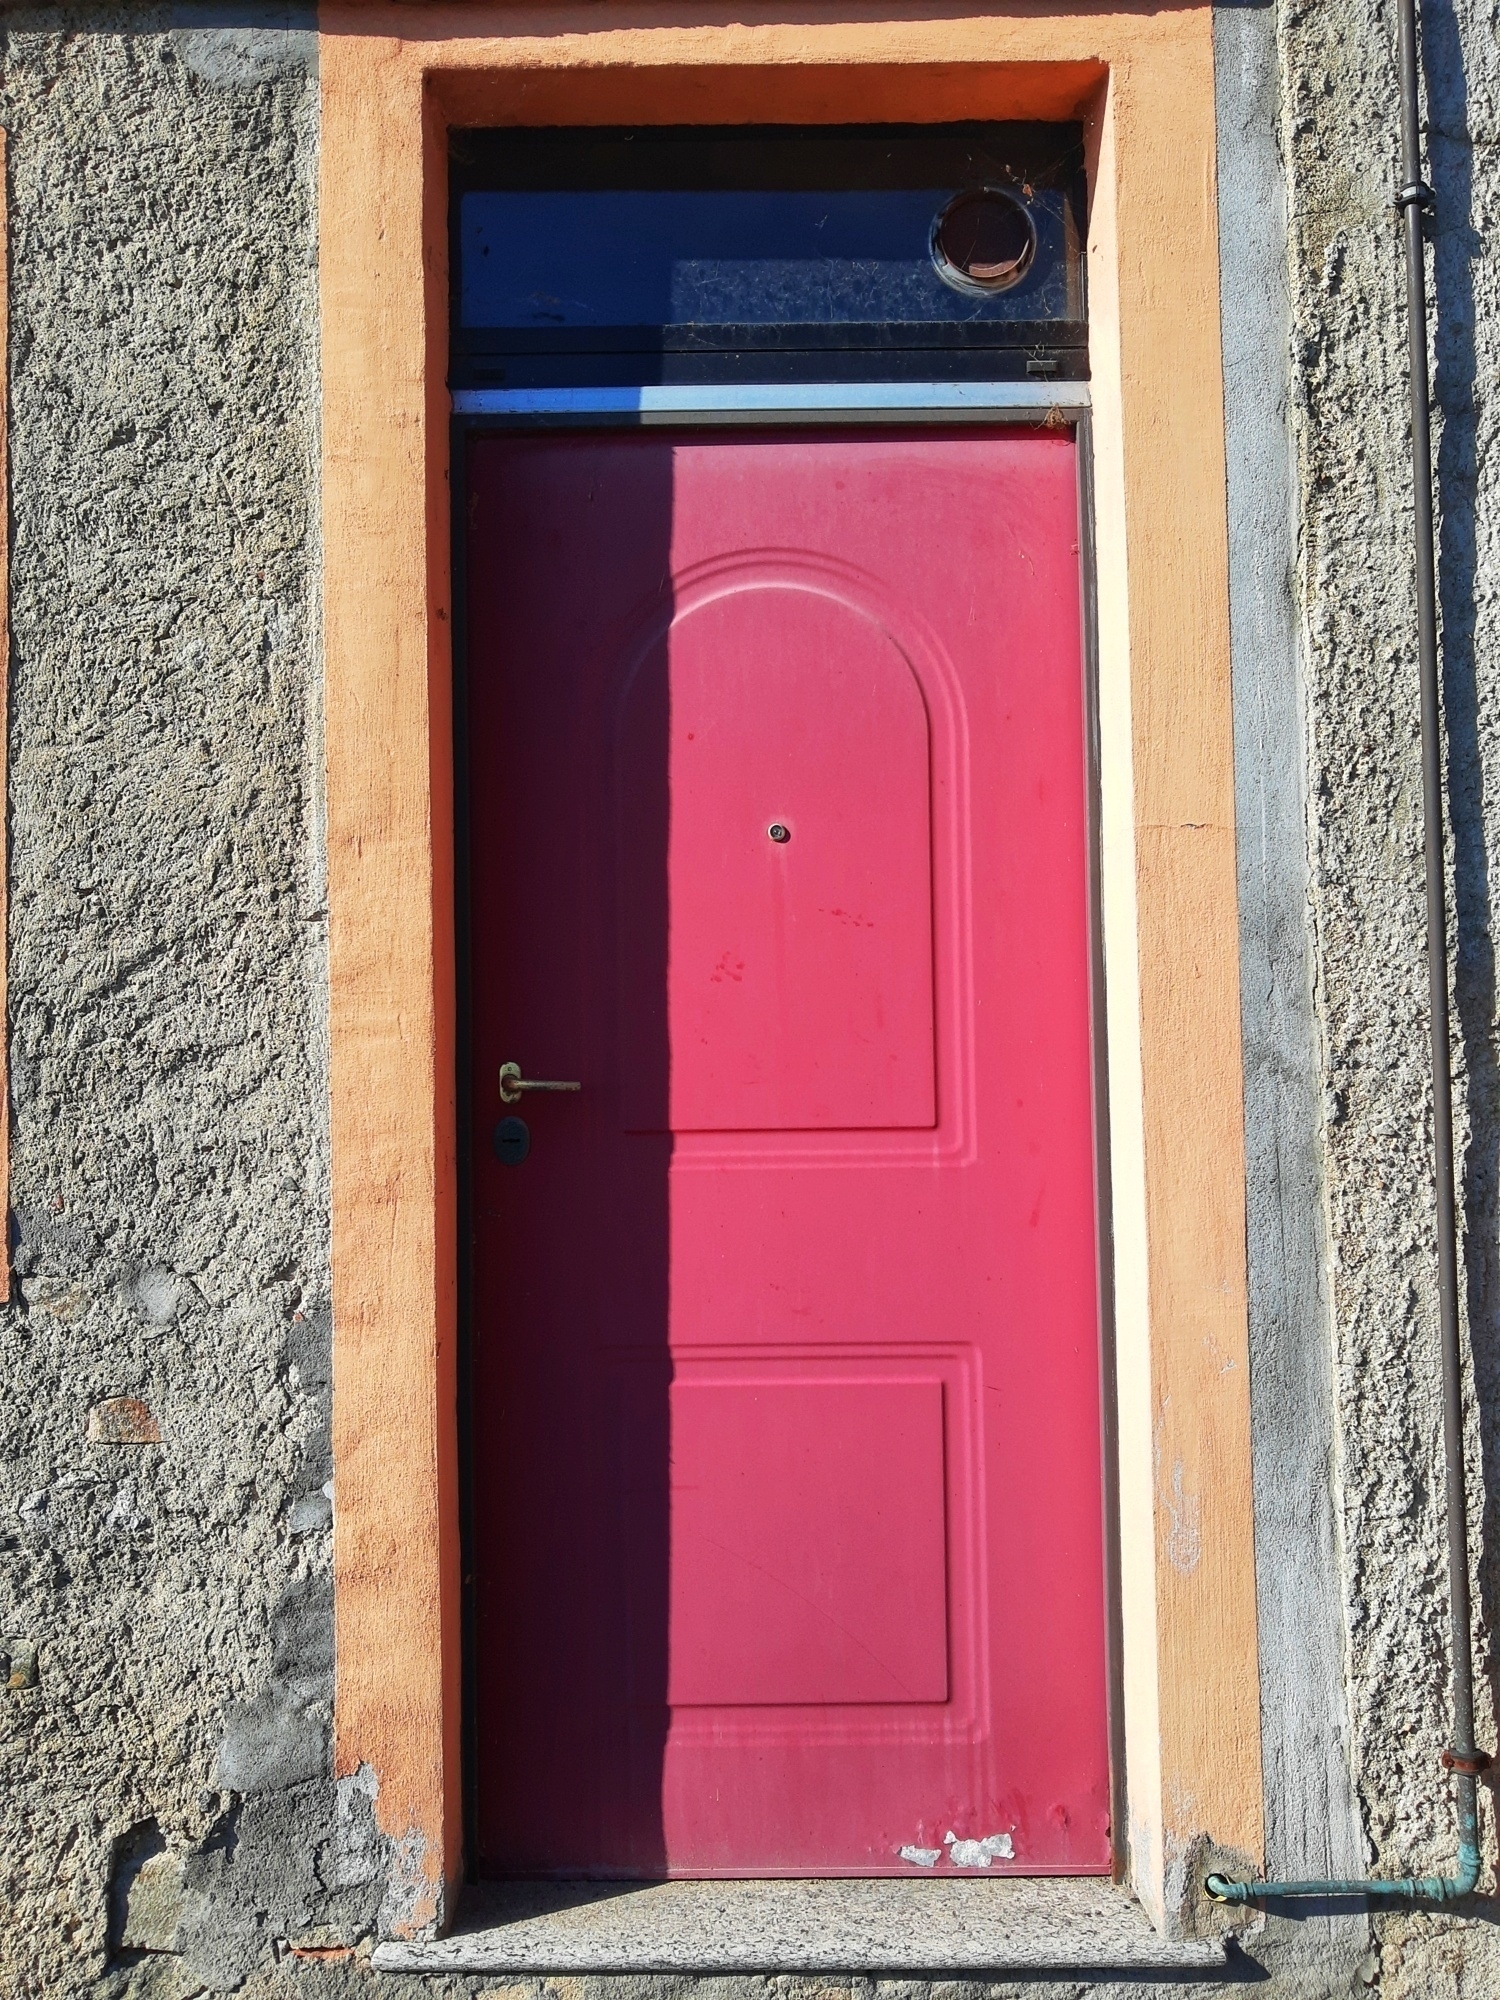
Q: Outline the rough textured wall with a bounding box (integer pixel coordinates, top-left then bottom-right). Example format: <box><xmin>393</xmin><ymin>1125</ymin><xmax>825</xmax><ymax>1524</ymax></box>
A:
<box><xmin>1277</xmin><ymin>0</ymin><xmax>1500</xmax><ymax>1988</ymax></box>
<box><xmin>0</xmin><ymin>10</ymin><xmax>376</xmax><ymax>1995</ymax></box>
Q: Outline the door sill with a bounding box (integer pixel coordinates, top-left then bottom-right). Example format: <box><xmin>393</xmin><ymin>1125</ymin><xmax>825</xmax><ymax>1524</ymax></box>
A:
<box><xmin>371</xmin><ymin>1877</ymin><xmax>1227</xmax><ymax>1974</ymax></box>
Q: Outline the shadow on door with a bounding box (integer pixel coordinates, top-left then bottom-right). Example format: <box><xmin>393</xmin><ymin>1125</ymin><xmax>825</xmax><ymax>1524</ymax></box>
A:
<box><xmin>464</xmin><ymin>432</ymin><xmax>675</xmax><ymax>1875</ymax></box>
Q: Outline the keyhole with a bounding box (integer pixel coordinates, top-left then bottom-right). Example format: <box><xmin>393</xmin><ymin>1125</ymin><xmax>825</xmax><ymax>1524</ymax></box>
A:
<box><xmin>493</xmin><ymin>1116</ymin><xmax>531</xmax><ymax>1165</ymax></box>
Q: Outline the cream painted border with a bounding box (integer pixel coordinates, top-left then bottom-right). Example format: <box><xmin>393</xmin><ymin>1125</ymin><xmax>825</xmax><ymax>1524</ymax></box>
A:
<box><xmin>318</xmin><ymin>5</ymin><xmax>1260</xmax><ymax>1938</ymax></box>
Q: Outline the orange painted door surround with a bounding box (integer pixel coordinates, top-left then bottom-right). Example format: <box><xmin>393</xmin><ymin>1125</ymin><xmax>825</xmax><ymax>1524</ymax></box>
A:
<box><xmin>464</xmin><ymin>426</ymin><xmax>1109</xmax><ymax>1877</ymax></box>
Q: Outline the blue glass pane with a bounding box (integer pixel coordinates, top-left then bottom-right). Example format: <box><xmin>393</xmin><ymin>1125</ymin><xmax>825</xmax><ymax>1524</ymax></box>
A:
<box><xmin>460</xmin><ymin>188</ymin><xmax>1074</xmax><ymax>331</ymax></box>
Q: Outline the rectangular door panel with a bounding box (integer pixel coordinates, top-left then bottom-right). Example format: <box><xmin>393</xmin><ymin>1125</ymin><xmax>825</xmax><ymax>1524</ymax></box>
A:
<box><xmin>664</xmin><ymin>1376</ymin><xmax>949</xmax><ymax>1708</ymax></box>
<box><xmin>466</xmin><ymin>429</ymin><xmax>1109</xmax><ymax>1877</ymax></box>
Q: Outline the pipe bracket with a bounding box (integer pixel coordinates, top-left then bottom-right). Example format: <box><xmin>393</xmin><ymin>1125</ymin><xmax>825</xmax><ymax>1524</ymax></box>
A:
<box><xmin>1441</xmin><ymin>1748</ymin><xmax>1493</xmax><ymax>1776</ymax></box>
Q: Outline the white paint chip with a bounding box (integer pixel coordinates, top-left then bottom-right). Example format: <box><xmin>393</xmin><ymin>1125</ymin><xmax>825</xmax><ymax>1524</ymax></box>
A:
<box><xmin>1163</xmin><ymin>1460</ymin><xmax>1203</xmax><ymax>1575</ymax></box>
<box><xmin>944</xmin><ymin>1830</ymin><xmax>1014</xmax><ymax>1868</ymax></box>
<box><xmin>898</xmin><ymin>1845</ymin><xmax>942</xmax><ymax>1867</ymax></box>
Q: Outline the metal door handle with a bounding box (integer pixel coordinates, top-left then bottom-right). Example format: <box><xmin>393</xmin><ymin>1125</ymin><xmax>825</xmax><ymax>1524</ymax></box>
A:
<box><xmin>499</xmin><ymin>1061</ymin><xmax>582</xmax><ymax>1105</ymax></box>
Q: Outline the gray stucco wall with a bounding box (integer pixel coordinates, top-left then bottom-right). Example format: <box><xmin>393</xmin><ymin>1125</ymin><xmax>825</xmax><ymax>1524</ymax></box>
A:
<box><xmin>1217</xmin><ymin>0</ymin><xmax>1370</xmax><ymax>1992</ymax></box>
<box><xmin>1274</xmin><ymin>0</ymin><xmax>1500</xmax><ymax>1986</ymax></box>
<box><xmin>0</xmin><ymin>11</ymin><xmax>382</xmax><ymax>1995</ymax></box>
<box><xmin>0</xmin><ymin>2</ymin><xmax>1495</xmax><ymax>1996</ymax></box>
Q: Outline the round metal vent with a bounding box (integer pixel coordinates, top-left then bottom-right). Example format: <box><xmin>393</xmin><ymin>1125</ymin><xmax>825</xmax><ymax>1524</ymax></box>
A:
<box><xmin>930</xmin><ymin>187</ymin><xmax>1037</xmax><ymax>296</ymax></box>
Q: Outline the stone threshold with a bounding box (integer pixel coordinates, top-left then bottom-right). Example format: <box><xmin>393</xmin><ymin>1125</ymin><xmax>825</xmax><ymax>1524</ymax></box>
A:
<box><xmin>372</xmin><ymin>1877</ymin><xmax>1229</xmax><ymax>1975</ymax></box>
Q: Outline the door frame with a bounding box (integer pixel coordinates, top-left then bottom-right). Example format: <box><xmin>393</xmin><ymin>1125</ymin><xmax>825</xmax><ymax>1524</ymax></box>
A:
<box><xmin>319</xmin><ymin>3</ymin><xmax>1260</xmax><ymax>1941</ymax></box>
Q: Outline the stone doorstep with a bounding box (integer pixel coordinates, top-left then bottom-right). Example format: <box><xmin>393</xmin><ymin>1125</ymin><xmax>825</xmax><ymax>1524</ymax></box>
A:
<box><xmin>371</xmin><ymin>1877</ymin><xmax>1229</xmax><ymax>1975</ymax></box>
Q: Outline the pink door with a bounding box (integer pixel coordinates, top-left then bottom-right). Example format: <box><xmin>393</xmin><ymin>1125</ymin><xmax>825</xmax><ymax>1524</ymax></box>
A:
<box><xmin>465</xmin><ymin>428</ymin><xmax>1109</xmax><ymax>1877</ymax></box>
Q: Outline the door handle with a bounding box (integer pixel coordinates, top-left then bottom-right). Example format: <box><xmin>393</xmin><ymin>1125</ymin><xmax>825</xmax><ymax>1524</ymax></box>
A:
<box><xmin>499</xmin><ymin>1061</ymin><xmax>582</xmax><ymax>1105</ymax></box>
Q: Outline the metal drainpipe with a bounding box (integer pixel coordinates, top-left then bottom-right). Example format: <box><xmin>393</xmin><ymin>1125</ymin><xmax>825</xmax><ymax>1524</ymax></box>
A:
<box><xmin>1206</xmin><ymin>0</ymin><xmax>1490</xmax><ymax>1910</ymax></box>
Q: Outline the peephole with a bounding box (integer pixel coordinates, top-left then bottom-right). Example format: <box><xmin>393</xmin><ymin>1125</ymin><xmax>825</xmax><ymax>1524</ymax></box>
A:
<box><xmin>931</xmin><ymin>187</ymin><xmax>1037</xmax><ymax>297</ymax></box>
